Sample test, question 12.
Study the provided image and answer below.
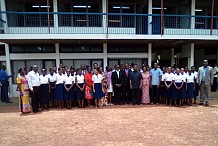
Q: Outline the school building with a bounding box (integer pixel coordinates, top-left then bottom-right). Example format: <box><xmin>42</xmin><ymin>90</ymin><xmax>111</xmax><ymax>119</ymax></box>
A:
<box><xmin>0</xmin><ymin>0</ymin><xmax>218</xmax><ymax>97</ymax></box>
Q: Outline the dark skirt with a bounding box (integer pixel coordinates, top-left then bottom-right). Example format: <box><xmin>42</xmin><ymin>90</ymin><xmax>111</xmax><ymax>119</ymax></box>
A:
<box><xmin>49</xmin><ymin>82</ymin><xmax>55</xmax><ymax>99</ymax></box>
<box><xmin>76</xmin><ymin>83</ymin><xmax>85</xmax><ymax>100</ymax></box>
<box><xmin>93</xmin><ymin>83</ymin><xmax>103</xmax><ymax>99</ymax></box>
<box><xmin>181</xmin><ymin>83</ymin><xmax>186</xmax><ymax>99</ymax></box>
<box><xmin>55</xmin><ymin>84</ymin><xmax>64</xmax><ymax>102</ymax></box>
<box><xmin>187</xmin><ymin>83</ymin><xmax>194</xmax><ymax>99</ymax></box>
<box><xmin>165</xmin><ymin>81</ymin><xmax>173</xmax><ymax>98</ymax></box>
<box><xmin>64</xmin><ymin>84</ymin><xmax>73</xmax><ymax>101</ymax></box>
<box><xmin>40</xmin><ymin>84</ymin><xmax>50</xmax><ymax>104</ymax></box>
<box><xmin>159</xmin><ymin>81</ymin><xmax>165</xmax><ymax>96</ymax></box>
<box><xmin>173</xmin><ymin>83</ymin><xmax>182</xmax><ymax>99</ymax></box>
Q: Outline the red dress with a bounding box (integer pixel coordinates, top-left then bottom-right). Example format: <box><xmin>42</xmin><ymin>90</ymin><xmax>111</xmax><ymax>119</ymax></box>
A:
<box><xmin>141</xmin><ymin>72</ymin><xmax>150</xmax><ymax>104</ymax></box>
<box><xmin>84</xmin><ymin>73</ymin><xmax>93</xmax><ymax>99</ymax></box>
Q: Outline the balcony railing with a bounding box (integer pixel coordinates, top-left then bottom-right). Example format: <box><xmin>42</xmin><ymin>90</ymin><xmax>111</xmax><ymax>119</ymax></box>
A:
<box><xmin>0</xmin><ymin>11</ymin><xmax>218</xmax><ymax>35</ymax></box>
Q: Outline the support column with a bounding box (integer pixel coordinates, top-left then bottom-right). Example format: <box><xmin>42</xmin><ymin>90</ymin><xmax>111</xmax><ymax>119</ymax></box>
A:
<box><xmin>148</xmin><ymin>43</ymin><xmax>152</xmax><ymax>67</ymax></box>
<box><xmin>102</xmin><ymin>0</ymin><xmax>107</xmax><ymax>34</ymax></box>
<box><xmin>191</xmin><ymin>0</ymin><xmax>195</xmax><ymax>33</ymax></box>
<box><xmin>53</xmin><ymin>0</ymin><xmax>59</xmax><ymax>33</ymax></box>
<box><xmin>1</xmin><ymin>0</ymin><xmax>8</xmax><ymax>33</ymax></box>
<box><xmin>171</xmin><ymin>48</ymin><xmax>174</xmax><ymax>67</ymax></box>
<box><xmin>103</xmin><ymin>43</ymin><xmax>107</xmax><ymax>69</ymax></box>
<box><xmin>5</xmin><ymin>44</ymin><xmax>13</xmax><ymax>97</ymax></box>
<box><xmin>148</xmin><ymin>0</ymin><xmax>152</xmax><ymax>35</ymax></box>
<box><xmin>55</xmin><ymin>43</ymin><xmax>60</xmax><ymax>67</ymax></box>
<box><xmin>190</xmin><ymin>43</ymin><xmax>194</xmax><ymax>67</ymax></box>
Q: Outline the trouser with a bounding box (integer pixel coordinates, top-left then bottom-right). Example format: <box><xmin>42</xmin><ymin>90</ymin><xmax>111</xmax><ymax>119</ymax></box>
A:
<box><xmin>122</xmin><ymin>86</ymin><xmax>131</xmax><ymax>103</ymax></box>
<box><xmin>114</xmin><ymin>86</ymin><xmax>122</xmax><ymax>104</ymax></box>
<box><xmin>132</xmin><ymin>88</ymin><xmax>140</xmax><ymax>104</ymax></box>
<box><xmin>1</xmin><ymin>80</ymin><xmax>9</xmax><ymax>102</ymax></box>
<box><xmin>31</xmin><ymin>86</ymin><xmax>40</xmax><ymax>112</ymax></box>
<box><xmin>211</xmin><ymin>77</ymin><xmax>217</xmax><ymax>92</ymax></box>
<box><xmin>200</xmin><ymin>82</ymin><xmax>210</xmax><ymax>104</ymax></box>
<box><xmin>152</xmin><ymin>85</ymin><xmax>159</xmax><ymax>103</ymax></box>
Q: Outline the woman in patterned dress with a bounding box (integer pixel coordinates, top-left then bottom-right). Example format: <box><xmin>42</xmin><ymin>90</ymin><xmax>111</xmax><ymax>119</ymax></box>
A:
<box><xmin>16</xmin><ymin>68</ymin><xmax>31</xmax><ymax>113</ymax></box>
<box><xmin>84</xmin><ymin>67</ymin><xmax>93</xmax><ymax>107</ymax></box>
<box><xmin>141</xmin><ymin>66</ymin><xmax>150</xmax><ymax>104</ymax></box>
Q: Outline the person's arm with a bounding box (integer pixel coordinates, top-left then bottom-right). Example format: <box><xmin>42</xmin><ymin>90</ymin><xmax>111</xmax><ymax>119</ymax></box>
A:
<box><xmin>16</xmin><ymin>78</ymin><xmax>23</xmax><ymax>96</ymax></box>
<box><xmin>179</xmin><ymin>81</ymin><xmax>184</xmax><ymax>89</ymax></box>
<box><xmin>130</xmin><ymin>74</ymin><xmax>133</xmax><ymax>89</ymax></box>
<box><xmin>2</xmin><ymin>71</ymin><xmax>13</xmax><ymax>79</ymax></box>
<box><xmin>69</xmin><ymin>81</ymin><xmax>74</xmax><ymax>90</ymax></box>
<box><xmin>82</xmin><ymin>79</ymin><xmax>85</xmax><ymax>91</ymax></box>
<box><xmin>139</xmin><ymin>73</ymin><xmax>142</xmax><ymax>89</ymax></box>
<box><xmin>210</xmin><ymin>67</ymin><xmax>213</xmax><ymax>85</ymax></box>
<box><xmin>27</xmin><ymin>73</ymin><xmax>33</xmax><ymax>91</ymax></box>
<box><xmin>197</xmin><ymin>68</ymin><xmax>200</xmax><ymax>84</ymax></box>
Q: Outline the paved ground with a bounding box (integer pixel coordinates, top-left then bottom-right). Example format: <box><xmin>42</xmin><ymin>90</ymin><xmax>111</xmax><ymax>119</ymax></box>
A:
<box><xmin>0</xmin><ymin>92</ymin><xmax>218</xmax><ymax>146</ymax></box>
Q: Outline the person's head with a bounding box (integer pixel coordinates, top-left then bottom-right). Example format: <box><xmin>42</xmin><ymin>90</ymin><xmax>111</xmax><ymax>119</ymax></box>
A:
<box><xmin>19</xmin><ymin>68</ymin><xmax>26</xmax><ymax>76</ymax></box>
<box><xmin>162</xmin><ymin>67</ymin><xmax>166</xmax><ymax>73</ymax></box>
<box><xmin>58</xmin><ymin>68</ymin><xmax>62</xmax><ymax>74</ymax></box>
<box><xmin>188</xmin><ymin>68</ymin><xmax>192</xmax><ymax>74</ymax></box>
<box><xmin>106</xmin><ymin>66</ymin><xmax>111</xmax><ymax>72</ymax></box>
<box><xmin>203</xmin><ymin>60</ymin><xmax>208</xmax><ymax>67</ymax></box>
<box><xmin>66</xmin><ymin>69</ymin><xmax>71</xmax><ymax>76</ymax></box>
<box><xmin>33</xmin><ymin>65</ymin><xmax>38</xmax><ymax>72</ymax></box>
<box><xmin>191</xmin><ymin>66</ymin><xmax>195</xmax><ymax>72</ymax></box>
<box><xmin>70</xmin><ymin>66</ymin><xmax>75</xmax><ymax>72</ymax></box>
<box><xmin>167</xmin><ymin>67</ymin><xmax>171</xmax><ymax>73</ymax></box>
<box><xmin>53</xmin><ymin>66</ymin><xmax>57</xmax><ymax>72</ymax></box>
<box><xmin>171</xmin><ymin>67</ymin><xmax>175</xmax><ymax>73</ymax></box>
<box><xmin>77</xmin><ymin>68</ymin><xmax>82</xmax><ymax>75</ymax></box>
<box><xmin>62</xmin><ymin>67</ymin><xmax>66</xmax><ymax>73</ymax></box>
<box><xmin>99</xmin><ymin>66</ymin><xmax>103</xmax><ymax>74</ymax></box>
<box><xmin>93</xmin><ymin>63</ymin><xmax>98</xmax><ymax>69</ymax></box>
<box><xmin>121</xmin><ymin>64</ymin><xmax>125</xmax><ymax>70</ymax></box>
<box><xmin>87</xmin><ymin>66</ymin><xmax>92</xmax><ymax>73</ymax></box>
<box><xmin>18</xmin><ymin>68</ymin><xmax>22</xmax><ymax>74</ymax></box>
<box><xmin>94</xmin><ymin>68</ymin><xmax>99</xmax><ymax>75</ymax></box>
<box><xmin>59</xmin><ymin>64</ymin><xmax>63</xmax><ymax>68</ymax></box>
<box><xmin>29</xmin><ymin>66</ymin><xmax>33</xmax><ymax>72</ymax></box>
<box><xmin>41</xmin><ymin>68</ymin><xmax>47</xmax><ymax>76</ymax></box>
<box><xmin>175</xmin><ymin>68</ymin><xmax>180</xmax><ymax>74</ymax></box>
<box><xmin>180</xmin><ymin>68</ymin><xmax>184</xmax><ymax>74</ymax></box>
<box><xmin>133</xmin><ymin>65</ymin><xmax>137</xmax><ymax>72</ymax></box>
<box><xmin>184</xmin><ymin>67</ymin><xmax>188</xmax><ymax>72</ymax></box>
<box><xmin>116</xmin><ymin>65</ymin><xmax>120</xmax><ymax>71</ymax></box>
<box><xmin>81</xmin><ymin>64</ymin><xmax>85</xmax><ymax>70</ymax></box>
<box><xmin>137</xmin><ymin>65</ymin><xmax>141</xmax><ymax>71</ymax></box>
<box><xmin>153</xmin><ymin>63</ymin><xmax>158</xmax><ymax>69</ymax></box>
<box><xmin>49</xmin><ymin>68</ymin><xmax>54</xmax><ymax>75</ymax></box>
<box><xmin>125</xmin><ymin>64</ymin><xmax>129</xmax><ymax>69</ymax></box>
<box><xmin>146</xmin><ymin>66</ymin><xmax>150</xmax><ymax>71</ymax></box>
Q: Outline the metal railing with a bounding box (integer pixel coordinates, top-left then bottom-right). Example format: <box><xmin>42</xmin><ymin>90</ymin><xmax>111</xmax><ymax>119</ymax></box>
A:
<box><xmin>0</xmin><ymin>11</ymin><xmax>218</xmax><ymax>35</ymax></box>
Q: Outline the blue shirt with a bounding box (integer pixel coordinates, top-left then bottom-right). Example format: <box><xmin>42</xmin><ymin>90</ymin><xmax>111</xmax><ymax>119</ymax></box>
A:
<box><xmin>150</xmin><ymin>68</ymin><xmax>162</xmax><ymax>85</ymax></box>
<box><xmin>202</xmin><ymin>67</ymin><xmax>207</xmax><ymax>81</ymax></box>
<box><xmin>0</xmin><ymin>69</ymin><xmax>13</xmax><ymax>81</ymax></box>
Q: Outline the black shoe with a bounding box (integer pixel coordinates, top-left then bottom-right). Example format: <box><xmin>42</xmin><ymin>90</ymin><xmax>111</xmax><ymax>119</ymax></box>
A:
<box><xmin>205</xmin><ymin>103</ymin><xmax>209</xmax><ymax>106</ymax></box>
<box><xmin>137</xmin><ymin>103</ymin><xmax>140</xmax><ymax>105</ymax></box>
<box><xmin>199</xmin><ymin>103</ymin><xmax>203</xmax><ymax>105</ymax></box>
<box><xmin>132</xmin><ymin>103</ymin><xmax>136</xmax><ymax>105</ymax></box>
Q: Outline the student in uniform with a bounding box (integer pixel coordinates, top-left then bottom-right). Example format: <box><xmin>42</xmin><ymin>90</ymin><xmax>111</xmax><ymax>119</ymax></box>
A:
<box><xmin>160</xmin><ymin>67</ymin><xmax>166</xmax><ymax>104</ymax></box>
<box><xmin>39</xmin><ymin>68</ymin><xmax>50</xmax><ymax>110</ymax></box>
<box><xmin>186</xmin><ymin>69</ymin><xmax>195</xmax><ymax>106</ymax></box>
<box><xmin>55</xmin><ymin>68</ymin><xmax>65</xmax><ymax>109</ymax></box>
<box><xmin>92</xmin><ymin>67</ymin><xmax>104</xmax><ymax>108</ymax></box>
<box><xmin>164</xmin><ymin>67</ymin><xmax>174</xmax><ymax>106</ymax></box>
<box><xmin>173</xmin><ymin>68</ymin><xmax>184</xmax><ymax>107</ymax></box>
<box><xmin>70</xmin><ymin>66</ymin><xmax>77</xmax><ymax>107</ymax></box>
<box><xmin>75</xmin><ymin>68</ymin><xmax>85</xmax><ymax>108</ymax></box>
<box><xmin>48</xmin><ymin>68</ymin><xmax>56</xmax><ymax>108</ymax></box>
<box><xmin>64</xmin><ymin>69</ymin><xmax>74</xmax><ymax>109</ymax></box>
<box><xmin>191</xmin><ymin>66</ymin><xmax>198</xmax><ymax>104</ymax></box>
<box><xmin>180</xmin><ymin>68</ymin><xmax>187</xmax><ymax>105</ymax></box>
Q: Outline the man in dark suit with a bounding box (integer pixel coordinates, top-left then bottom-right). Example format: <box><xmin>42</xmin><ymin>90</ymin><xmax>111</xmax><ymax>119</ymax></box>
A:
<box><xmin>112</xmin><ymin>65</ymin><xmax>124</xmax><ymax>105</ymax></box>
<box><xmin>121</xmin><ymin>64</ymin><xmax>132</xmax><ymax>104</ymax></box>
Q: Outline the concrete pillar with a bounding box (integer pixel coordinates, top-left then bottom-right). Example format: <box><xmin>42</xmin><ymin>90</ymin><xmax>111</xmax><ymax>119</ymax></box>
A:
<box><xmin>191</xmin><ymin>0</ymin><xmax>195</xmax><ymax>33</ymax></box>
<box><xmin>1</xmin><ymin>0</ymin><xmax>8</xmax><ymax>33</ymax></box>
<box><xmin>148</xmin><ymin>43</ymin><xmax>152</xmax><ymax>67</ymax></box>
<box><xmin>103</xmin><ymin>43</ymin><xmax>107</xmax><ymax>69</ymax></box>
<box><xmin>102</xmin><ymin>0</ymin><xmax>107</xmax><ymax>34</ymax></box>
<box><xmin>53</xmin><ymin>0</ymin><xmax>59</xmax><ymax>33</ymax></box>
<box><xmin>190</xmin><ymin>43</ymin><xmax>194</xmax><ymax>67</ymax></box>
<box><xmin>171</xmin><ymin>48</ymin><xmax>174</xmax><ymax>67</ymax></box>
<box><xmin>55</xmin><ymin>43</ymin><xmax>60</xmax><ymax>67</ymax></box>
<box><xmin>5</xmin><ymin>44</ymin><xmax>13</xmax><ymax>97</ymax></box>
<box><xmin>148</xmin><ymin>0</ymin><xmax>152</xmax><ymax>35</ymax></box>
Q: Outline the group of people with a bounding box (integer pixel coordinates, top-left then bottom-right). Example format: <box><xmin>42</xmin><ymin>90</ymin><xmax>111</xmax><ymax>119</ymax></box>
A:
<box><xmin>0</xmin><ymin>59</ymin><xmax>216</xmax><ymax>114</ymax></box>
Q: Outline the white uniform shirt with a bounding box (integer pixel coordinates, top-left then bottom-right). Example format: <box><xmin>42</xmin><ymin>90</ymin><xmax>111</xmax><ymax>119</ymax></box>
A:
<box><xmin>47</xmin><ymin>74</ymin><xmax>56</xmax><ymax>82</ymax></box>
<box><xmin>180</xmin><ymin>73</ymin><xmax>187</xmax><ymax>83</ymax></box>
<box><xmin>186</xmin><ymin>73</ymin><xmax>195</xmax><ymax>83</ymax></box>
<box><xmin>39</xmin><ymin>75</ymin><xmax>49</xmax><ymax>84</ymax></box>
<box><xmin>28</xmin><ymin>70</ymin><xmax>41</xmax><ymax>90</ymax></box>
<box><xmin>64</xmin><ymin>75</ymin><xmax>75</xmax><ymax>85</ymax></box>
<box><xmin>56</xmin><ymin>73</ymin><xmax>65</xmax><ymax>84</ymax></box>
<box><xmin>193</xmin><ymin>71</ymin><xmax>198</xmax><ymax>79</ymax></box>
<box><xmin>213</xmin><ymin>66</ymin><xmax>218</xmax><ymax>78</ymax></box>
<box><xmin>173</xmin><ymin>74</ymin><xmax>183</xmax><ymax>83</ymax></box>
<box><xmin>76</xmin><ymin>75</ymin><xmax>84</xmax><ymax>84</ymax></box>
<box><xmin>164</xmin><ymin>73</ymin><xmax>174</xmax><ymax>81</ymax></box>
<box><xmin>92</xmin><ymin>74</ymin><xmax>103</xmax><ymax>83</ymax></box>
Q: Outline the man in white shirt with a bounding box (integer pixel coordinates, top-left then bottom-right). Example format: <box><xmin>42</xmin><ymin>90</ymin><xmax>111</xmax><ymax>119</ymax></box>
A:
<box><xmin>28</xmin><ymin>65</ymin><xmax>41</xmax><ymax>113</ymax></box>
<box><xmin>211</xmin><ymin>63</ymin><xmax>218</xmax><ymax>92</ymax></box>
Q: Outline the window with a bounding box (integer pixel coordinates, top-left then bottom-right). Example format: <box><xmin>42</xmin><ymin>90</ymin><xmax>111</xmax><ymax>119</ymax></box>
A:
<box><xmin>61</xmin><ymin>59</ymin><xmax>103</xmax><ymax>69</ymax></box>
<box><xmin>60</xmin><ymin>44</ymin><xmax>103</xmax><ymax>53</ymax></box>
<box><xmin>0</xmin><ymin>45</ymin><xmax>5</xmax><ymax>55</ymax></box>
<box><xmin>9</xmin><ymin>45</ymin><xmax>55</xmax><ymax>53</ymax></box>
<box><xmin>108</xmin><ymin>44</ymin><xmax>148</xmax><ymax>53</ymax></box>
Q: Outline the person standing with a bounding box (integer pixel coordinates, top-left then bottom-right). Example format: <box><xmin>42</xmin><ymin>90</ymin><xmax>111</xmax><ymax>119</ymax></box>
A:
<box><xmin>150</xmin><ymin>63</ymin><xmax>162</xmax><ymax>105</ymax></box>
<box><xmin>64</xmin><ymin>69</ymin><xmax>74</xmax><ymax>109</ymax></box>
<box><xmin>186</xmin><ymin>69</ymin><xmax>195</xmax><ymax>106</ymax></box>
<box><xmin>211</xmin><ymin>63</ymin><xmax>218</xmax><ymax>92</ymax></box>
<box><xmin>164</xmin><ymin>67</ymin><xmax>174</xmax><ymax>106</ymax></box>
<box><xmin>122</xmin><ymin>64</ymin><xmax>132</xmax><ymax>104</ymax></box>
<box><xmin>55</xmin><ymin>68</ymin><xmax>65</xmax><ymax>109</ymax></box>
<box><xmin>48</xmin><ymin>68</ymin><xmax>56</xmax><ymax>108</ymax></box>
<box><xmin>160</xmin><ymin>67</ymin><xmax>166</xmax><ymax>104</ymax></box>
<box><xmin>191</xmin><ymin>66</ymin><xmax>198</xmax><ymax>104</ymax></box>
<box><xmin>39</xmin><ymin>68</ymin><xmax>50</xmax><ymax>110</ymax></box>
<box><xmin>75</xmin><ymin>68</ymin><xmax>85</xmax><ymax>108</ymax></box>
<box><xmin>130</xmin><ymin>65</ymin><xmax>142</xmax><ymax>105</ymax></box>
<box><xmin>105</xmin><ymin>66</ymin><xmax>113</xmax><ymax>106</ymax></box>
<box><xmin>141</xmin><ymin>66</ymin><xmax>150</xmax><ymax>104</ymax></box>
<box><xmin>112</xmin><ymin>65</ymin><xmax>124</xmax><ymax>105</ymax></box>
<box><xmin>16</xmin><ymin>68</ymin><xmax>31</xmax><ymax>113</ymax></box>
<box><xmin>173</xmin><ymin>68</ymin><xmax>184</xmax><ymax>107</ymax></box>
<box><xmin>28</xmin><ymin>65</ymin><xmax>41</xmax><ymax>113</ymax></box>
<box><xmin>180</xmin><ymin>68</ymin><xmax>187</xmax><ymax>105</ymax></box>
<box><xmin>84</xmin><ymin>67</ymin><xmax>93</xmax><ymax>107</ymax></box>
<box><xmin>197</xmin><ymin>60</ymin><xmax>213</xmax><ymax>106</ymax></box>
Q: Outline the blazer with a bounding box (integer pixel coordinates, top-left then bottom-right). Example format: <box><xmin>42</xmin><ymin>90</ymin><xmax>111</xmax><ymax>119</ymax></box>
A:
<box><xmin>197</xmin><ymin>66</ymin><xmax>213</xmax><ymax>85</ymax></box>
<box><xmin>112</xmin><ymin>70</ymin><xmax>124</xmax><ymax>87</ymax></box>
<box><xmin>122</xmin><ymin>69</ymin><xmax>132</xmax><ymax>87</ymax></box>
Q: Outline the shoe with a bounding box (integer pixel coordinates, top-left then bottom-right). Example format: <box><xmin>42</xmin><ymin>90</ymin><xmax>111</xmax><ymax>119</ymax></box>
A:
<box><xmin>150</xmin><ymin>102</ymin><xmax>154</xmax><ymax>105</ymax></box>
<box><xmin>205</xmin><ymin>103</ymin><xmax>209</xmax><ymax>106</ymax></box>
<box><xmin>132</xmin><ymin>103</ymin><xmax>136</xmax><ymax>105</ymax></box>
<box><xmin>199</xmin><ymin>103</ymin><xmax>203</xmax><ymax>105</ymax></box>
<box><xmin>137</xmin><ymin>103</ymin><xmax>140</xmax><ymax>105</ymax></box>
<box><xmin>156</xmin><ymin>103</ymin><xmax>159</xmax><ymax>106</ymax></box>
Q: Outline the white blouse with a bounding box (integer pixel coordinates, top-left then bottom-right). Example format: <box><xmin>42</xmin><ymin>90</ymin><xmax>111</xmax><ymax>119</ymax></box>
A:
<box><xmin>76</xmin><ymin>75</ymin><xmax>84</xmax><ymax>84</ymax></box>
<box><xmin>193</xmin><ymin>71</ymin><xmax>198</xmax><ymax>79</ymax></box>
<box><xmin>173</xmin><ymin>74</ymin><xmax>183</xmax><ymax>83</ymax></box>
<box><xmin>64</xmin><ymin>75</ymin><xmax>75</xmax><ymax>85</ymax></box>
<box><xmin>39</xmin><ymin>75</ymin><xmax>49</xmax><ymax>84</ymax></box>
<box><xmin>92</xmin><ymin>74</ymin><xmax>103</xmax><ymax>83</ymax></box>
<box><xmin>164</xmin><ymin>73</ymin><xmax>174</xmax><ymax>82</ymax></box>
<box><xmin>186</xmin><ymin>73</ymin><xmax>195</xmax><ymax>83</ymax></box>
<box><xmin>47</xmin><ymin>74</ymin><xmax>56</xmax><ymax>82</ymax></box>
<box><xmin>56</xmin><ymin>73</ymin><xmax>65</xmax><ymax>84</ymax></box>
